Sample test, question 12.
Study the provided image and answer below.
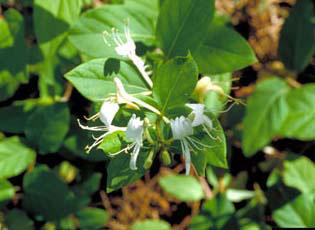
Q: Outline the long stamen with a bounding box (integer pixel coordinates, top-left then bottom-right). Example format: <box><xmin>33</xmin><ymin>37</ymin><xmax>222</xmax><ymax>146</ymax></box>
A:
<box><xmin>202</xmin><ymin>124</ymin><xmax>221</xmax><ymax>142</ymax></box>
<box><xmin>77</xmin><ymin>119</ymin><xmax>108</xmax><ymax>131</ymax></box>
<box><xmin>83</xmin><ymin>113</ymin><xmax>100</xmax><ymax>121</ymax></box>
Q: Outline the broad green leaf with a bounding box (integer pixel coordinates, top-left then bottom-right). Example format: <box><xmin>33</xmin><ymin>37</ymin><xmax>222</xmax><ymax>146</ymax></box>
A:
<box><xmin>33</xmin><ymin>0</ymin><xmax>81</xmax><ymax>96</ymax></box>
<box><xmin>278</xmin><ymin>0</ymin><xmax>315</xmax><ymax>72</ymax></box>
<box><xmin>156</xmin><ymin>0</ymin><xmax>215</xmax><ymax>58</ymax></box>
<box><xmin>132</xmin><ymin>219</ymin><xmax>171</xmax><ymax>230</ymax></box>
<box><xmin>0</xmin><ymin>104</ymin><xmax>34</xmax><ymax>133</ymax></box>
<box><xmin>34</xmin><ymin>0</ymin><xmax>81</xmax><ymax>57</ymax></box>
<box><xmin>72</xmin><ymin>173</ymin><xmax>102</xmax><ymax>197</ymax></box>
<box><xmin>153</xmin><ymin>55</ymin><xmax>198</xmax><ymax>114</ymax></box>
<box><xmin>0</xmin><ymin>137</ymin><xmax>35</xmax><ymax>179</ymax></box>
<box><xmin>5</xmin><ymin>209</ymin><xmax>34</xmax><ymax>230</ymax></box>
<box><xmin>25</xmin><ymin>103</ymin><xmax>70</xmax><ymax>154</ymax></box>
<box><xmin>65</xmin><ymin>58</ymin><xmax>147</xmax><ymax>102</ymax></box>
<box><xmin>69</xmin><ymin>0</ymin><xmax>158</xmax><ymax>58</ymax></box>
<box><xmin>106</xmin><ymin>150</ymin><xmax>149</xmax><ymax>192</ymax></box>
<box><xmin>273</xmin><ymin>193</ymin><xmax>315</xmax><ymax>228</ymax></box>
<box><xmin>193</xmin><ymin>24</ymin><xmax>257</xmax><ymax>74</ymax></box>
<box><xmin>159</xmin><ymin>175</ymin><xmax>204</xmax><ymax>202</ymax></box>
<box><xmin>191</xmin><ymin>151</ymin><xmax>207</xmax><ymax>176</ymax></box>
<box><xmin>98</xmin><ymin>131</ymin><xmax>126</xmax><ymax>154</ymax></box>
<box><xmin>23</xmin><ymin>165</ymin><xmax>78</xmax><ymax>221</ymax></box>
<box><xmin>202</xmin><ymin>113</ymin><xmax>228</xmax><ymax>168</ymax></box>
<box><xmin>76</xmin><ymin>208</ymin><xmax>109</xmax><ymax>230</ymax></box>
<box><xmin>242</xmin><ymin>78</ymin><xmax>290</xmax><ymax>156</ymax></box>
<box><xmin>71</xmin><ymin>173</ymin><xmax>102</xmax><ymax>210</ymax></box>
<box><xmin>190</xmin><ymin>194</ymin><xmax>237</xmax><ymax>230</ymax></box>
<box><xmin>279</xmin><ymin>84</ymin><xmax>315</xmax><ymax>140</ymax></box>
<box><xmin>0</xmin><ymin>9</ymin><xmax>28</xmax><ymax>102</ymax></box>
<box><xmin>0</xmin><ymin>179</ymin><xmax>15</xmax><ymax>202</ymax></box>
<box><xmin>283</xmin><ymin>155</ymin><xmax>315</xmax><ymax>194</ymax></box>
<box><xmin>0</xmin><ymin>16</ymin><xmax>13</xmax><ymax>48</ymax></box>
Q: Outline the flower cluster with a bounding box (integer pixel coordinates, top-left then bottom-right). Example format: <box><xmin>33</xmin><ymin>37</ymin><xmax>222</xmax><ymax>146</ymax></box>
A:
<box><xmin>78</xmin><ymin>23</ymin><xmax>216</xmax><ymax>174</ymax></box>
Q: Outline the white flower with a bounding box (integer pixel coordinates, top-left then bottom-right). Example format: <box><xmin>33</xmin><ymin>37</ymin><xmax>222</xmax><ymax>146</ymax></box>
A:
<box><xmin>78</xmin><ymin>100</ymin><xmax>125</xmax><ymax>153</ymax></box>
<box><xmin>99</xmin><ymin>101</ymin><xmax>120</xmax><ymax>128</ymax></box>
<box><xmin>170</xmin><ymin>116</ymin><xmax>212</xmax><ymax>175</ymax></box>
<box><xmin>126</xmin><ymin>114</ymin><xmax>144</xmax><ymax>170</ymax></box>
<box><xmin>187</xmin><ymin>103</ymin><xmax>213</xmax><ymax>129</ymax></box>
<box><xmin>103</xmin><ymin>23</ymin><xmax>153</xmax><ymax>88</ymax></box>
<box><xmin>170</xmin><ymin>116</ymin><xmax>193</xmax><ymax>175</ymax></box>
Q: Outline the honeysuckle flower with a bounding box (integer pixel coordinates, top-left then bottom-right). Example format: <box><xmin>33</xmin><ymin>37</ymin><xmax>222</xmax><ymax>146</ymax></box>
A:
<box><xmin>187</xmin><ymin>103</ymin><xmax>220</xmax><ymax>141</ymax></box>
<box><xmin>170</xmin><ymin>116</ymin><xmax>194</xmax><ymax>175</ymax></box>
<box><xmin>78</xmin><ymin>100</ymin><xmax>126</xmax><ymax>153</ymax></box>
<box><xmin>171</xmin><ymin>116</ymin><xmax>213</xmax><ymax>175</ymax></box>
<box><xmin>103</xmin><ymin>23</ymin><xmax>153</xmax><ymax>88</ymax></box>
<box><xmin>187</xmin><ymin>103</ymin><xmax>213</xmax><ymax>129</ymax></box>
<box><xmin>126</xmin><ymin>114</ymin><xmax>144</xmax><ymax>170</ymax></box>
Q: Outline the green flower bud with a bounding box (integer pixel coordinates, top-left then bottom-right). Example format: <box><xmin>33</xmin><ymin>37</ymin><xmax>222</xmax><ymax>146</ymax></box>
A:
<box><xmin>160</xmin><ymin>149</ymin><xmax>172</xmax><ymax>166</ymax></box>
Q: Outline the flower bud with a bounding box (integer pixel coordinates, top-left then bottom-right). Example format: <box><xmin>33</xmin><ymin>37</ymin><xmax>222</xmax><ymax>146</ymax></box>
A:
<box><xmin>193</xmin><ymin>76</ymin><xmax>225</xmax><ymax>102</ymax></box>
<box><xmin>144</xmin><ymin>149</ymin><xmax>155</xmax><ymax>169</ymax></box>
<box><xmin>160</xmin><ymin>149</ymin><xmax>172</xmax><ymax>166</ymax></box>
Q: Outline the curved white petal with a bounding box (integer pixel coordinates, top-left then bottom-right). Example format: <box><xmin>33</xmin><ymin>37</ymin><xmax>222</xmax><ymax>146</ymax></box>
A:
<box><xmin>129</xmin><ymin>143</ymin><xmax>141</xmax><ymax>170</ymax></box>
<box><xmin>170</xmin><ymin>116</ymin><xmax>193</xmax><ymax>140</ymax></box>
<box><xmin>187</xmin><ymin>103</ymin><xmax>206</xmax><ymax>127</ymax></box>
<box><xmin>99</xmin><ymin>101</ymin><xmax>120</xmax><ymax>127</ymax></box>
<box><xmin>126</xmin><ymin>114</ymin><xmax>144</xmax><ymax>145</ymax></box>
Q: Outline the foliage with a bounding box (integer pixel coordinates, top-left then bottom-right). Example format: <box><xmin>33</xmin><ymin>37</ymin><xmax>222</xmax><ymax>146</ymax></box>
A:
<box><xmin>0</xmin><ymin>0</ymin><xmax>314</xmax><ymax>229</ymax></box>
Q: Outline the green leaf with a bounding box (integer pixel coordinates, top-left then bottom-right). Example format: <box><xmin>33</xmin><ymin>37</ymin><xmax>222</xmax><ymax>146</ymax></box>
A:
<box><xmin>272</xmin><ymin>193</ymin><xmax>315</xmax><ymax>228</ymax></box>
<box><xmin>65</xmin><ymin>58</ymin><xmax>147</xmax><ymax>102</ymax></box>
<box><xmin>5</xmin><ymin>209</ymin><xmax>34</xmax><ymax>230</ymax></box>
<box><xmin>156</xmin><ymin>0</ymin><xmax>215</xmax><ymax>58</ymax></box>
<box><xmin>69</xmin><ymin>0</ymin><xmax>158</xmax><ymax>58</ymax></box>
<box><xmin>132</xmin><ymin>219</ymin><xmax>171</xmax><ymax>230</ymax></box>
<box><xmin>279</xmin><ymin>84</ymin><xmax>315</xmax><ymax>140</ymax></box>
<box><xmin>0</xmin><ymin>9</ymin><xmax>28</xmax><ymax>102</ymax></box>
<box><xmin>0</xmin><ymin>137</ymin><xmax>35</xmax><ymax>179</ymax></box>
<box><xmin>278</xmin><ymin>0</ymin><xmax>315</xmax><ymax>72</ymax></box>
<box><xmin>34</xmin><ymin>0</ymin><xmax>81</xmax><ymax>57</ymax></box>
<box><xmin>76</xmin><ymin>208</ymin><xmax>109</xmax><ymax>230</ymax></box>
<box><xmin>202</xmin><ymin>113</ymin><xmax>228</xmax><ymax>168</ymax></box>
<box><xmin>193</xmin><ymin>24</ymin><xmax>257</xmax><ymax>74</ymax></box>
<box><xmin>0</xmin><ymin>179</ymin><xmax>15</xmax><ymax>202</ymax></box>
<box><xmin>0</xmin><ymin>104</ymin><xmax>34</xmax><ymax>133</ymax></box>
<box><xmin>25</xmin><ymin>103</ymin><xmax>70</xmax><ymax>154</ymax></box>
<box><xmin>106</xmin><ymin>150</ymin><xmax>149</xmax><ymax>192</ymax></box>
<box><xmin>242</xmin><ymin>78</ymin><xmax>290</xmax><ymax>156</ymax></box>
<box><xmin>98</xmin><ymin>131</ymin><xmax>126</xmax><ymax>154</ymax></box>
<box><xmin>190</xmin><ymin>194</ymin><xmax>237</xmax><ymax>230</ymax></box>
<box><xmin>23</xmin><ymin>165</ymin><xmax>79</xmax><ymax>221</ymax></box>
<box><xmin>159</xmin><ymin>175</ymin><xmax>204</xmax><ymax>202</ymax></box>
<box><xmin>153</xmin><ymin>55</ymin><xmax>198</xmax><ymax>114</ymax></box>
<box><xmin>283</xmin><ymin>155</ymin><xmax>315</xmax><ymax>194</ymax></box>
<box><xmin>72</xmin><ymin>173</ymin><xmax>102</xmax><ymax>197</ymax></box>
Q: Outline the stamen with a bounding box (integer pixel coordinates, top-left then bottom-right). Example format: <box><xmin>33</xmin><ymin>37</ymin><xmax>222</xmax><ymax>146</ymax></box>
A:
<box><xmin>83</xmin><ymin>113</ymin><xmax>100</xmax><ymax>121</ymax></box>
<box><xmin>77</xmin><ymin>119</ymin><xmax>108</xmax><ymax>131</ymax></box>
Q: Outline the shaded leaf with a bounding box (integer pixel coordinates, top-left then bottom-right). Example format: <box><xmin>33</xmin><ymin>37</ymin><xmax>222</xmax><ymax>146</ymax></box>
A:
<box><xmin>279</xmin><ymin>0</ymin><xmax>315</xmax><ymax>72</ymax></box>
<box><xmin>25</xmin><ymin>103</ymin><xmax>70</xmax><ymax>154</ymax></box>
